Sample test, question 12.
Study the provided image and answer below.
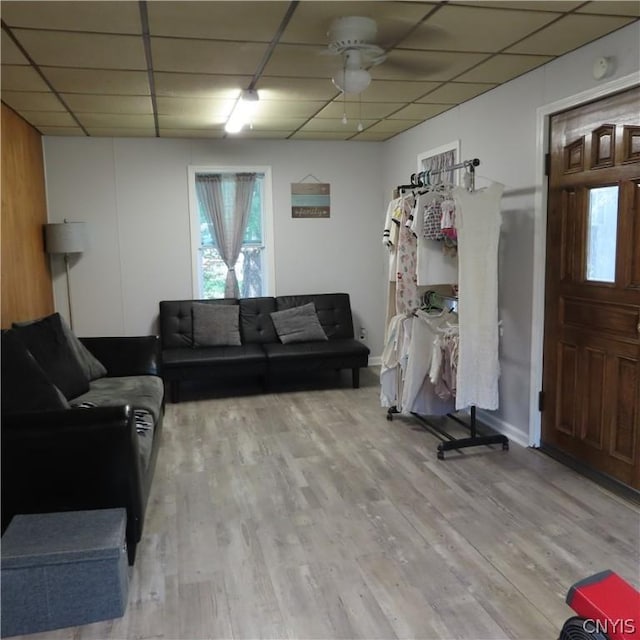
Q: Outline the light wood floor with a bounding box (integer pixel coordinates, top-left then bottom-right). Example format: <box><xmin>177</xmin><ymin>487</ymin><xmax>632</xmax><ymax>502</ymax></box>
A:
<box><xmin>25</xmin><ymin>368</ymin><xmax>640</xmax><ymax>640</ymax></box>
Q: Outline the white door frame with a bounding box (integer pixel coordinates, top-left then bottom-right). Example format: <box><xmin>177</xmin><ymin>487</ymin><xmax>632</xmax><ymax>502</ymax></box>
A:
<box><xmin>528</xmin><ymin>72</ymin><xmax>640</xmax><ymax>447</ymax></box>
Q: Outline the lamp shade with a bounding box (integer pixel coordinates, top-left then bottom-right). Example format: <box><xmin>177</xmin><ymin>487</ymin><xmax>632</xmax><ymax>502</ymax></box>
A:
<box><xmin>45</xmin><ymin>222</ymin><xmax>86</xmax><ymax>254</ymax></box>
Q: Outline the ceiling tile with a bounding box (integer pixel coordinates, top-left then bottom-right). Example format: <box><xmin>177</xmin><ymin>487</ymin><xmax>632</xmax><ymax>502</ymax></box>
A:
<box><xmin>158</xmin><ymin>114</ymin><xmax>226</xmax><ymax>129</ymax></box>
<box><xmin>372</xmin><ymin>50</ymin><xmax>490</xmax><ymax>81</ymax></box>
<box><xmin>507</xmin><ymin>14</ymin><xmax>635</xmax><ymax>56</ymax></box>
<box><xmin>0</xmin><ymin>65</ymin><xmax>50</xmax><ymax>92</ymax></box>
<box><xmin>254</xmin><ymin>77</ymin><xmax>339</xmax><ymax>102</ymax></box>
<box><xmin>43</xmin><ymin>69</ymin><xmax>150</xmax><ymax>95</ymax></box>
<box><xmin>151</xmin><ymin>38</ymin><xmax>268</xmax><ymax>74</ymax></box>
<box><xmin>12</xmin><ymin>30</ymin><xmax>147</xmax><ymax>69</ymax></box>
<box><xmin>364</xmin><ymin>119</ymin><xmax>422</xmax><ymax>134</ymax></box>
<box><xmin>62</xmin><ymin>94</ymin><xmax>153</xmax><ymax>114</ymax></box>
<box><xmin>256</xmin><ymin>100</ymin><xmax>327</xmax><ymax>119</ymax></box>
<box><xmin>281</xmin><ymin>1</ymin><xmax>438</xmax><ymax>46</ymax></box>
<box><xmin>38</xmin><ymin>126</ymin><xmax>86</xmax><ymax>136</ymax></box>
<box><xmin>401</xmin><ymin>5</ymin><xmax>561</xmax><ymax>52</ymax></box>
<box><xmin>1</xmin><ymin>1</ymin><xmax>142</xmax><ymax>33</ymax></box>
<box><xmin>159</xmin><ymin>128</ymin><xmax>225</xmax><ymax>139</ymax></box>
<box><xmin>416</xmin><ymin>82</ymin><xmax>497</xmax><ymax>104</ymax></box>
<box><xmin>299</xmin><ymin>118</ymin><xmax>378</xmax><ymax>132</ymax></box>
<box><xmin>154</xmin><ymin>73</ymin><xmax>251</xmax><ymax>98</ymax></box>
<box><xmin>238</xmin><ymin>129</ymin><xmax>296</xmax><ymax>139</ymax></box>
<box><xmin>316</xmin><ymin>101</ymin><xmax>408</xmax><ymax>119</ymax></box>
<box><xmin>359</xmin><ymin>80</ymin><xmax>443</xmax><ymax>102</ymax></box>
<box><xmin>157</xmin><ymin>96</ymin><xmax>235</xmax><ymax>118</ymax></box>
<box><xmin>290</xmin><ymin>131</ymin><xmax>354</xmax><ymax>140</ymax></box>
<box><xmin>348</xmin><ymin>130</ymin><xmax>394</xmax><ymax>141</ymax></box>
<box><xmin>15</xmin><ymin>111</ymin><xmax>78</xmax><ymax>127</ymax></box>
<box><xmin>147</xmin><ymin>1</ymin><xmax>289</xmax><ymax>41</ymax></box>
<box><xmin>86</xmin><ymin>128</ymin><xmax>156</xmax><ymax>137</ymax></box>
<box><xmin>577</xmin><ymin>2</ymin><xmax>640</xmax><ymax>17</ymax></box>
<box><xmin>2</xmin><ymin>91</ymin><xmax>66</xmax><ymax>112</ymax></box>
<box><xmin>1</xmin><ymin>33</ymin><xmax>28</xmax><ymax>65</ymax></box>
<box><xmin>455</xmin><ymin>53</ymin><xmax>553</xmax><ymax>83</ymax></box>
<box><xmin>261</xmin><ymin>43</ymin><xmax>347</xmax><ymax>78</ymax></box>
<box><xmin>76</xmin><ymin>113</ymin><xmax>156</xmax><ymax>128</ymax></box>
<box><xmin>449</xmin><ymin>1</ymin><xmax>582</xmax><ymax>10</ymax></box>
<box><xmin>249</xmin><ymin>117</ymin><xmax>309</xmax><ymax>130</ymax></box>
<box><xmin>388</xmin><ymin>103</ymin><xmax>453</xmax><ymax>119</ymax></box>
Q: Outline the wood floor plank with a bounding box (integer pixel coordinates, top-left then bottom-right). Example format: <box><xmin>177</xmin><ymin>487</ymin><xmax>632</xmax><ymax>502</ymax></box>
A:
<box><xmin>10</xmin><ymin>368</ymin><xmax>639</xmax><ymax>640</ymax></box>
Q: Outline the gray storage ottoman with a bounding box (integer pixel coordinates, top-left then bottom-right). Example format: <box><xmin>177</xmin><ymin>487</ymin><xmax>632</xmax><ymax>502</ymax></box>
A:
<box><xmin>1</xmin><ymin>509</ymin><xmax>129</xmax><ymax>638</ymax></box>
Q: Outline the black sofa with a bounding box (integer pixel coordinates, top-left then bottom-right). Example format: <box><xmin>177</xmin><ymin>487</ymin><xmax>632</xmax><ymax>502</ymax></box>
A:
<box><xmin>1</xmin><ymin>321</ymin><xmax>163</xmax><ymax>565</ymax></box>
<box><xmin>160</xmin><ymin>292</ymin><xmax>370</xmax><ymax>402</ymax></box>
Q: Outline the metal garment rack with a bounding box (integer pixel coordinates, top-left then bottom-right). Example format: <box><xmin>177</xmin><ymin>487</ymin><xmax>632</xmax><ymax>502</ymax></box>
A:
<box><xmin>387</xmin><ymin>157</ymin><xmax>509</xmax><ymax>459</ymax></box>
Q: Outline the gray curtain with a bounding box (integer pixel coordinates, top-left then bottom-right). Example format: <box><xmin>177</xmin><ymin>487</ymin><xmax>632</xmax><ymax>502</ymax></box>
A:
<box><xmin>422</xmin><ymin>149</ymin><xmax>455</xmax><ymax>185</ymax></box>
<box><xmin>196</xmin><ymin>172</ymin><xmax>257</xmax><ymax>298</ymax></box>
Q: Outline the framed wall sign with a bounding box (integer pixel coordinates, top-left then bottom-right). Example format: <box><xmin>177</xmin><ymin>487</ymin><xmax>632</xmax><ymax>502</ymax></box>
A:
<box><xmin>291</xmin><ymin>181</ymin><xmax>330</xmax><ymax>218</ymax></box>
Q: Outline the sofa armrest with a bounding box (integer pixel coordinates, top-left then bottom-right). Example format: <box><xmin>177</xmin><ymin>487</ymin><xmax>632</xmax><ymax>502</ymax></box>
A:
<box><xmin>1</xmin><ymin>405</ymin><xmax>144</xmax><ymax>559</ymax></box>
<box><xmin>80</xmin><ymin>336</ymin><xmax>161</xmax><ymax>377</ymax></box>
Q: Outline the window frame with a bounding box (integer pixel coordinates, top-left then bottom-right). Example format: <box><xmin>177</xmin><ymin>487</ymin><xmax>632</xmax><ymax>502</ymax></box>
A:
<box><xmin>187</xmin><ymin>165</ymin><xmax>275</xmax><ymax>298</ymax></box>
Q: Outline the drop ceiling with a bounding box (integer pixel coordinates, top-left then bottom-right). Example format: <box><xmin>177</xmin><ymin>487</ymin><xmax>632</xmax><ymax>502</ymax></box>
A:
<box><xmin>1</xmin><ymin>1</ymin><xmax>638</xmax><ymax>141</ymax></box>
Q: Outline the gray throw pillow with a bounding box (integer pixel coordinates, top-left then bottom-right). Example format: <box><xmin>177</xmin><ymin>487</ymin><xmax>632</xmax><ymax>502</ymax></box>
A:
<box><xmin>14</xmin><ymin>313</ymin><xmax>107</xmax><ymax>381</ymax></box>
<box><xmin>192</xmin><ymin>303</ymin><xmax>241</xmax><ymax>347</ymax></box>
<box><xmin>270</xmin><ymin>302</ymin><xmax>328</xmax><ymax>344</ymax></box>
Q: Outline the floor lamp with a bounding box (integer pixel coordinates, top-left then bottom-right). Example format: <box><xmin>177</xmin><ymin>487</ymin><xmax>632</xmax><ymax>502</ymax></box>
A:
<box><xmin>44</xmin><ymin>221</ymin><xmax>86</xmax><ymax>331</ymax></box>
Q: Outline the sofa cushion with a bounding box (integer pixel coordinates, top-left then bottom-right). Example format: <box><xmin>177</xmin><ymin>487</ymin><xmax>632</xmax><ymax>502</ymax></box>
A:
<box><xmin>1</xmin><ymin>330</ymin><xmax>70</xmax><ymax>413</ymax></box>
<box><xmin>270</xmin><ymin>302</ymin><xmax>328</xmax><ymax>344</ymax></box>
<box><xmin>275</xmin><ymin>293</ymin><xmax>355</xmax><ymax>339</ymax></box>
<box><xmin>239</xmin><ymin>297</ymin><xmax>278</xmax><ymax>344</ymax></box>
<box><xmin>71</xmin><ymin>376</ymin><xmax>164</xmax><ymax>422</ymax></box>
<box><xmin>192</xmin><ymin>302</ymin><xmax>241</xmax><ymax>347</ymax></box>
<box><xmin>162</xmin><ymin>344</ymin><xmax>266</xmax><ymax>367</ymax></box>
<box><xmin>263</xmin><ymin>337</ymin><xmax>370</xmax><ymax>362</ymax></box>
<box><xmin>11</xmin><ymin>313</ymin><xmax>90</xmax><ymax>400</ymax></box>
<box><xmin>159</xmin><ymin>299</ymin><xmax>238</xmax><ymax>349</ymax></box>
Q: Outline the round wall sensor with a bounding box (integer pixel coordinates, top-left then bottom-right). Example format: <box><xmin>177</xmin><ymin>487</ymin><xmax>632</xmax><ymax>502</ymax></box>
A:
<box><xmin>593</xmin><ymin>57</ymin><xmax>610</xmax><ymax>80</ymax></box>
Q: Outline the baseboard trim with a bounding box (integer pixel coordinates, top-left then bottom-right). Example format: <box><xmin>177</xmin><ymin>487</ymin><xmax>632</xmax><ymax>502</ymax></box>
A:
<box><xmin>368</xmin><ymin>356</ymin><xmax>382</xmax><ymax>367</ymax></box>
<box><xmin>475</xmin><ymin>410</ymin><xmax>529</xmax><ymax>449</ymax></box>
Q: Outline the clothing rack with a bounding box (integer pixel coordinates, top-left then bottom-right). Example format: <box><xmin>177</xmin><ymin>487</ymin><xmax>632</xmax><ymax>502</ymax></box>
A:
<box><xmin>387</xmin><ymin>157</ymin><xmax>509</xmax><ymax>460</ymax></box>
<box><xmin>396</xmin><ymin>158</ymin><xmax>480</xmax><ymax>193</ymax></box>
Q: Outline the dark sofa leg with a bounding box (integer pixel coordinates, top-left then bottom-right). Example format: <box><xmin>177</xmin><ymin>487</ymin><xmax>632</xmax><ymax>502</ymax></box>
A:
<box><xmin>352</xmin><ymin>368</ymin><xmax>360</xmax><ymax>389</ymax></box>
<box><xmin>170</xmin><ymin>380</ymin><xmax>180</xmax><ymax>403</ymax></box>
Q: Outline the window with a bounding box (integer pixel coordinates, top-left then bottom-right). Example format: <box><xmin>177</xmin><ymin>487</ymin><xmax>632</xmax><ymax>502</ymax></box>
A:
<box><xmin>188</xmin><ymin>166</ymin><xmax>274</xmax><ymax>299</ymax></box>
<box><xmin>585</xmin><ymin>185</ymin><xmax>618</xmax><ymax>283</ymax></box>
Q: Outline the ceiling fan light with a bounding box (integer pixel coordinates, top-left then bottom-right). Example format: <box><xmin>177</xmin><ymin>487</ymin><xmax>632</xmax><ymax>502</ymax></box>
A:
<box><xmin>332</xmin><ymin>68</ymin><xmax>371</xmax><ymax>94</ymax></box>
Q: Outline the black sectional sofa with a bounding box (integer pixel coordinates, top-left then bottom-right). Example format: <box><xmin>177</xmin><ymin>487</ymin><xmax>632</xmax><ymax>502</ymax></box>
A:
<box><xmin>159</xmin><ymin>292</ymin><xmax>370</xmax><ymax>402</ymax></box>
<box><xmin>1</xmin><ymin>317</ymin><xmax>163</xmax><ymax>565</ymax></box>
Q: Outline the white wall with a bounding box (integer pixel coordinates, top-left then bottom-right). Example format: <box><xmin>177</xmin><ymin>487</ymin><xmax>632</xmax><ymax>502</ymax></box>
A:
<box><xmin>382</xmin><ymin>21</ymin><xmax>640</xmax><ymax>443</ymax></box>
<box><xmin>43</xmin><ymin>137</ymin><xmax>387</xmax><ymax>355</ymax></box>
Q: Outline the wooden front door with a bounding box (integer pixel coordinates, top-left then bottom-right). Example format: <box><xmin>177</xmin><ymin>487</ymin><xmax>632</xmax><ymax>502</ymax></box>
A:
<box><xmin>542</xmin><ymin>86</ymin><xmax>640</xmax><ymax>490</ymax></box>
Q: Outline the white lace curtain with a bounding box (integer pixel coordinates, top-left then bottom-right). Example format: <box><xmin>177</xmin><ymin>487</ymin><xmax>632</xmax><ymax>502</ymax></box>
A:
<box><xmin>196</xmin><ymin>172</ymin><xmax>257</xmax><ymax>298</ymax></box>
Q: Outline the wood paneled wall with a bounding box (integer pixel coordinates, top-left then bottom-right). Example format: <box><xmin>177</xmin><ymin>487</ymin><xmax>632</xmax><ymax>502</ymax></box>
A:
<box><xmin>1</xmin><ymin>104</ymin><xmax>53</xmax><ymax>328</ymax></box>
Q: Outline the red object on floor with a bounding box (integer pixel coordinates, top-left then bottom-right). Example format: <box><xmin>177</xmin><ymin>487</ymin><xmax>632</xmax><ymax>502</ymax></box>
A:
<box><xmin>566</xmin><ymin>570</ymin><xmax>640</xmax><ymax>640</ymax></box>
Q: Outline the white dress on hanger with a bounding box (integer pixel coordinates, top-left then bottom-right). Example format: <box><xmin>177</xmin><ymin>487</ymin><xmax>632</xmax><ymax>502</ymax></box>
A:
<box><xmin>452</xmin><ymin>182</ymin><xmax>504</xmax><ymax>411</ymax></box>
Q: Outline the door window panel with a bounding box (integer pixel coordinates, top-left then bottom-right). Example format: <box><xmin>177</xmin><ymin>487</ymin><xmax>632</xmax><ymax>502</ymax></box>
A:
<box><xmin>586</xmin><ymin>185</ymin><xmax>618</xmax><ymax>283</ymax></box>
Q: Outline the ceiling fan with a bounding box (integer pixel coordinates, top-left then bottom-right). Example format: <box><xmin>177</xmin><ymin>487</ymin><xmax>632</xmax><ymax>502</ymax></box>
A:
<box><xmin>326</xmin><ymin>16</ymin><xmax>387</xmax><ymax>94</ymax></box>
<box><xmin>324</xmin><ymin>15</ymin><xmax>446</xmax><ymax>93</ymax></box>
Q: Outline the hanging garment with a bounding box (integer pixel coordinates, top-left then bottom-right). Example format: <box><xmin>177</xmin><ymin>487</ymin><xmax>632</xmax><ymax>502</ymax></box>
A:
<box><xmin>383</xmin><ymin>197</ymin><xmax>402</xmax><ymax>281</ymax></box>
<box><xmin>380</xmin><ymin>313</ymin><xmax>407</xmax><ymax>408</ymax></box>
<box><xmin>395</xmin><ymin>195</ymin><xmax>421</xmax><ymax>315</ymax></box>
<box><xmin>452</xmin><ymin>182</ymin><xmax>504</xmax><ymax>410</ymax></box>
<box><xmin>401</xmin><ymin>310</ymin><xmax>455</xmax><ymax>416</ymax></box>
<box><xmin>409</xmin><ymin>191</ymin><xmax>458</xmax><ymax>287</ymax></box>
